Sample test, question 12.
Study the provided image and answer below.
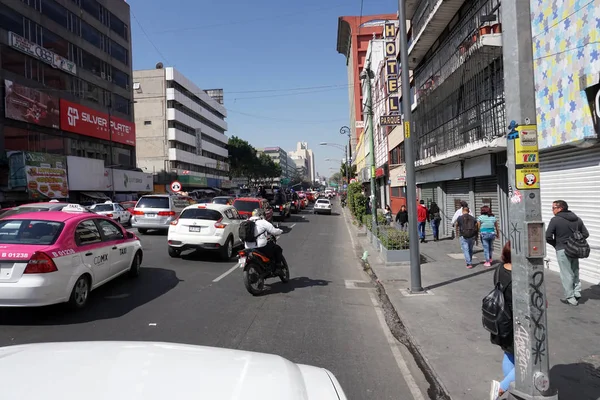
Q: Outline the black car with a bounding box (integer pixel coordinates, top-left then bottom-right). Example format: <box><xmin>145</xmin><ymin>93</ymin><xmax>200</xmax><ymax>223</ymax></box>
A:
<box><xmin>265</xmin><ymin>189</ymin><xmax>291</xmax><ymax>221</ymax></box>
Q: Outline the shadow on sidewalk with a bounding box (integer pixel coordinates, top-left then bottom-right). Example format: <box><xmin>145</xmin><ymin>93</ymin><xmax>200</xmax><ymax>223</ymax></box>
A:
<box><xmin>425</xmin><ymin>267</ymin><xmax>496</xmax><ymax>290</ymax></box>
<box><xmin>551</xmin><ymin>358</ymin><xmax>600</xmax><ymax>400</ymax></box>
<box><xmin>578</xmin><ymin>284</ymin><xmax>600</xmax><ymax>305</ymax></box>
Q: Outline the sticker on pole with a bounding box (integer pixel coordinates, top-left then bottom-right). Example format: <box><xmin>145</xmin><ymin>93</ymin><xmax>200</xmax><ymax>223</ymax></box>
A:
<box><xmin>170</xmin><ymin>181</ymin><xmax>182</xmax><ymax>193</ymax></box>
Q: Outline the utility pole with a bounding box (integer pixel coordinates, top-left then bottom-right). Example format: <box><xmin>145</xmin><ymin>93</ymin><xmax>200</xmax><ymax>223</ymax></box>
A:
<box><xmin>108</xmin><ymin>104</ymin><xmax>116</xmax><ymax>201</ymax></box>
<box><xmin>398</xmin><ymin>0</ymin><xmax>422</xmax><ymax>292</ymax></box>
<box><xmin>502</xmin><ymin>1</ymin><xmax>556</xmax><ymax>399</ymax></box>
<box><xmin>344</xmin><ymin>144</ymin><xmax>349</xmax><ymax>185</ymax></box>
<box><xmin>361</xmin><ymin>59</ymin><xmax>378</xmax><ymax>230</ymax></box>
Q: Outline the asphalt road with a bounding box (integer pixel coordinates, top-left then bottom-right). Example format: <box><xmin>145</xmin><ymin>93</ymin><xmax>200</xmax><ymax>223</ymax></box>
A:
<box><xmin>0</xmin><ymin>202</ymin><xmax>421</xmax><ymax>399</ymax></box>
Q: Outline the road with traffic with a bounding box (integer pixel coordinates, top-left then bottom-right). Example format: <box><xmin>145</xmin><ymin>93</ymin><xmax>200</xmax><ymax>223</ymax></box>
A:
<box><xmin>0</xmin><ymin>202</ymin><xmax>425</xmax><ymax>400</ymax></box>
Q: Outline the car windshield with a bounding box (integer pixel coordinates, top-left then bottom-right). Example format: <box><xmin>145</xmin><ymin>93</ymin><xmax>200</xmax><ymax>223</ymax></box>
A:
<box><xmin>180</xmin><ymin>209</ymin><xmax>222</xmax><ymax>221</ymax></box>
<box><xmin>136</xmin><ymin>197</ymin><xmax>169</xmax><ymax>209</ymax></box>
<box><xmin>234</xmin><ymin>200</ymin><xmax>260</xmax><ymax>213</ymax></box>
<box><xmin>0</xmin><ymin>220</ymin><xmax>63</xmax><ymax>245</ymax></box>
<box><xmin>317</xmin><ymin>199</ymin><xmax>329</xmax><ymax>204</ymax></box>
<box><xmin>92</xmin><ymin>204</ymin><xmax>113</xmax><ymax>212</ymax></box>
<box><xmin>0</xmin><ymin>207</ymin><xmax>52</xmax><ymax>218</ymax></box>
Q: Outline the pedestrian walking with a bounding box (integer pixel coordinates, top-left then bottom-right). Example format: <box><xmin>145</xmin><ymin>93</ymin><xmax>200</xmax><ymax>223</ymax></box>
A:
<box><xmin>455</xmin><ymin>207</ymin><xmax>478</xmax><ymax>268</ymax></box>
<box><xmin>395</xmin><ymin>205</ymin><xmax>408</xmax><ymax>231</ymax></box>
<box><xmin>417</xmin><ymin>200</ymin><xmax>429</xmax><ymax>243</ymax></box>
<box><xmin>546</xmin><ymin>200</ymin><xmax>590</xmax><ymax>306</ymax></box>
<box><xmin>477</xmin><ymin>206</ymin><xmax>500</xmax><ymax>267</ymax></box>
<box><xmin>384</xmin><ymin>205</ymin><xmax>392</xmax><ymax>225</ymax></box>
<box><xmin>429</xmin><ymin>201</ymin><xmax>442</xmax><ymax>241</ymax></box>
<box><xmin>451</xmin><ymin>201</ymin><xmax>473</xmax><ymax>239</ymax></box>
<box><xmin>488</xmin><ymin>241</ymin><xmax>515</xmax><ymax>400</ymax></box>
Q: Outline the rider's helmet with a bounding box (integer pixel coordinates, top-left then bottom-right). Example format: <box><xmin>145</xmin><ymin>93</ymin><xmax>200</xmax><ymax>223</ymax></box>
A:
<box><xmin>252</xmin><ymin>208</ymin><xmax>265</xmax><ymax>219</ymax></box>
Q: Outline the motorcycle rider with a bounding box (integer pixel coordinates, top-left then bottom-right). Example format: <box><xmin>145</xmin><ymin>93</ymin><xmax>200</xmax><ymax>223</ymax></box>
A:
<box><xmin>244</xmin><ymin>208</ymin><xmax>284</xmax><ymax>269</ymax></box>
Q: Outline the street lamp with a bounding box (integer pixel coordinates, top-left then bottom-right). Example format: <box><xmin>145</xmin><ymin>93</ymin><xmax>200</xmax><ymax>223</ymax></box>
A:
<box><xmin>340</xmin><ymin>126</ymin><xmax>352</xmax><ymax>162</ymax></box>
<box><xmin>320</xmin><ymin>142</ymin><xmax>349</xmax><ymax>184</ymax></box>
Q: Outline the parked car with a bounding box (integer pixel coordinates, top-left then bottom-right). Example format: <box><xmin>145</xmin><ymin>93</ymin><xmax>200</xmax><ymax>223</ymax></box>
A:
<box><xmin>131</xmin><ymin>195</ymin><xmax>195</xmax><ymax>234</ymax></box>
<box><xmin>0</xmin><ymin>204</ymin><xmax>143</xmax><ymax>309</ymax></box>
<box><xmin>167</xmin><ymin>203</ymin><xmax>244</xmax><ymax>260</ymax></box>
<box><xmin>233</xmin><ymin>197</ymin><xmax>273</xmax><ymax>221</ymax></box>
<box><xmin>314</xmin><ymin>198</ymin><xmax>333</xmax><ymax>215</ymax></box>
<box><xmin>0</xmin><ymin>341</ymin><xmax>349</xmax><ymax>400</ymax></box>
<box><xmin>89</xmin><ymin>201</ymin><xmax>131</xmax><ymax>225</ymax></box>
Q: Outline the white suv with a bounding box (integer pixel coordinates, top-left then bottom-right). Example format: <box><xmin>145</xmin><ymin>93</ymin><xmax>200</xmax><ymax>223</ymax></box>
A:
<box><xmin>167</xmin><ymin>203</ymin><xmax>244</xmax><ymax>260</ymax></box>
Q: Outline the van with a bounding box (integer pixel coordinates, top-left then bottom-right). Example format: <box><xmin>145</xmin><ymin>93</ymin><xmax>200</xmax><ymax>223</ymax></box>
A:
<box><xmin>131</xmin><ymin>194</ymin><xmax>195</xmax><ymax>234</ymax></box>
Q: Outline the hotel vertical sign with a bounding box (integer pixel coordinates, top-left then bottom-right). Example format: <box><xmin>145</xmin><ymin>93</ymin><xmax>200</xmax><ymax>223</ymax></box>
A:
<box><xmin>380</xmin><ymin>22</ymin><xmax>401</xmax><ymax>126</ymax></box>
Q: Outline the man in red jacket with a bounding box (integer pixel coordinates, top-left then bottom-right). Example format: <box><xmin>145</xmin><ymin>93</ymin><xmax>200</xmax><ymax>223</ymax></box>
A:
<box><xmin>417</xmin><ymin>199</ymin><xmax>429</xmax><ymax>243</ymax></box>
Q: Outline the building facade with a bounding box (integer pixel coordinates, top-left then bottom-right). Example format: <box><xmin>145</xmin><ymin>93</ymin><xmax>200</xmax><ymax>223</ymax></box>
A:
<box><xmin>288</xmin><ymin>141</ymin><xmax>315</xmax><ymax>182</ymax></box>
<box><xmin>133</xmin><ymin>66</ymin><xmax>230</xmax><ymax>191</ymax></box>
<box><xmin>0</xmin><ymin>0</ymin><xmax>145</xmax><ymax>204</ymax></box>
<box><xmin>290</xmin><ymin>154</ymin><xmax>308</xmax><ymax>180</ymax></box>
<box><xmin>406</xmin><ymin>0</ymin><xmax>600</xmax><ymax>282</ymax></box>
<box><xmin>259</xmin><ymin>147</ymin><xmax>296</xmax><ymax>182</ymax></box>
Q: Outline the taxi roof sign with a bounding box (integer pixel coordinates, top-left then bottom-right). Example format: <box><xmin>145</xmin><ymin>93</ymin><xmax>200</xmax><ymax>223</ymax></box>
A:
<box><xmin>62</xmin><ymin>204</ymin><xmax>89</xmax><ymax>213</ymax></box>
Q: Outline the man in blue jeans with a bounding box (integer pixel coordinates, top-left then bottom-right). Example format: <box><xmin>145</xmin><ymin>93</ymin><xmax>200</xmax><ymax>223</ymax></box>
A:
<box><xmin>417</xmin><ymin>199</ymin><xmax>429</xmax><ymax>243</ymax></box>
<box><xmin>455</xmin><ymin>207</ymin><xmax>479</xmax><ymax>269</ymax></box>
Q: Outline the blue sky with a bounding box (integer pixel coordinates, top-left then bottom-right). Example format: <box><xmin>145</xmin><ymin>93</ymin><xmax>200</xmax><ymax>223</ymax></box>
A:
<box><xmin>127</xmin><ymin>0</ymin><xmax>397</xmax><ymax>179</ymax></box>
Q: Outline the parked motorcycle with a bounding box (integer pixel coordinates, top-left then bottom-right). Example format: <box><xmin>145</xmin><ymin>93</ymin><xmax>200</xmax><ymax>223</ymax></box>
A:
<box><xmin>238</xmin><ymin>235</ymin><xmax>289</xmax><ymax>296</ymax></box>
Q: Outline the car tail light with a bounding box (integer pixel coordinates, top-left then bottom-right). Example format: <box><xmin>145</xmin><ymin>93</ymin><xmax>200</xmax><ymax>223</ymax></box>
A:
<box><xmin>106</xmin><ymin>213</ymin><xmax>113</xmax><ymax>218</ymax></box>
<box><xmin>170</xmin><ymin>219</ymin><xmax>179</xmax><ymax>226</ymax></box>
<box><xmin>24</xmin><ymin>252</ymin><xmax>58</xmax><ymax>274</ymax></box>
<box><xmin>214</xmin><ymin>218</ymin><xmax>227</xmax><ymax>229</ymax></box>
<box><xmin>132</xmin><ymin>210</ymin><xmax>144</xmax><ymax>216</ymax></box>
<box><xmin>197</xmin><ymin>205</ymin><xmax>206</xmax><ymax>209</ymax></box>
<box><xmin>279</xmin><ymin>205</ymin><xmax>283</xmax><ymax>211</ymax></box>
<box><xmin>158</xmin><ymin>211</ymin><xmax>176</xmax><ymax>216</ymax></box>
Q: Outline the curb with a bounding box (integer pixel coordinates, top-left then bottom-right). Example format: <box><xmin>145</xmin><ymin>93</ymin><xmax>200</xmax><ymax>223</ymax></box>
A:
<box><xmin>343</xmin><ymin>208</ymin><xmax>453</xmax><ymax>400</ymax></box>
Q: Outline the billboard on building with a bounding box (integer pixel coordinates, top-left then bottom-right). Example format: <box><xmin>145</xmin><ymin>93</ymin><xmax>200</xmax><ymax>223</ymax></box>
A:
<box><xmin>4</xmin><ymin>80</ymin><xmax>60</xmax><ymax>129</ymax></box>
<box><xmin>59</xmin><ymin>99</ymin><xmax>136</xmax><ymax>146</ymax></box>
<box><xmin>8</xmin><ymin>151</ymin><xmax>69</xmax><ymax>199</ymax></box>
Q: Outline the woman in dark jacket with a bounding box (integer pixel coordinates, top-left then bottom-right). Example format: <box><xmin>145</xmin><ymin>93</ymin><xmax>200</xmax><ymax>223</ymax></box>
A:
<box><xmin>395</xmin><ymin>205</ymin><xmax>408</xmax><ymax>231</ymax></box>
<box><xmin>428</xmin><ymin>202</ymin><xmax>442</xmax><ymax>241</ymax></box>
<box><xmin>490</xmin><ymin>241</ymin><xmax>515</xmax><ymax>399</ymax></box>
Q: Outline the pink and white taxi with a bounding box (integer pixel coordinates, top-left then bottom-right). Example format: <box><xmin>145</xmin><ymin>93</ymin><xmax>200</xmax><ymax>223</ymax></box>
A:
<box><xmin>0</xmin><ymin>204</ymin><xmax>143</xmax><ymax>309</ymax></box>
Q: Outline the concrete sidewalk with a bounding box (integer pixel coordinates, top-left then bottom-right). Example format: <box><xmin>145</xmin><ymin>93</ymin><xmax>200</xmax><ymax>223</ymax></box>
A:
<box><xmin>348</xmin><ymin>213</ymin><xmax>600</xmax><ymax>400</ymax></box>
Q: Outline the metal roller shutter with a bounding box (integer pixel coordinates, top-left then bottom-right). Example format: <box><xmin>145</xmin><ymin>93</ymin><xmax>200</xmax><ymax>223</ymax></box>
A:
<box><xmin>419</xmin><ymin>183</ymin><xmax>439</xmax><ymax>237</ymax></box>
<box><xmin>540</xmin><ymin>145</ymin><xmax>600</xmax><ymax>283</ymax></box>
<box><xmin>444</xmin><ymin>179</ymin><xmax>471</xmax><ymax>235</ymax></box>
<box><xmin>474</xmin><ymin>176</ymin><xmax>502</xmax><ymax>252</ymax></box>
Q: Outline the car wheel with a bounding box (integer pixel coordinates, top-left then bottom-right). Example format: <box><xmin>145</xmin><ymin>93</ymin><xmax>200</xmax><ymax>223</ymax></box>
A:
<box><xmin>129</xmin><ymin>251</ymin><xmax>142</xmax><ymax>278</ymax></box>
<box><xmin>221</xmin><ymin>236</ymin><xmax>233</xmax><ymax>260</ymax></box>
<box><xmin>138</xmin><ymin>228</ymin><xmax>148</xmax><ymax>234</ymax></box>
<box><xmin>68</xmin><ymin>275</ymin><xmax>91</xmax><ymax>310</ymax></box>
<box><xmin>168</xmin><ymin>246</ymin><xmax>181</xmax><ymax>258</ymax></box>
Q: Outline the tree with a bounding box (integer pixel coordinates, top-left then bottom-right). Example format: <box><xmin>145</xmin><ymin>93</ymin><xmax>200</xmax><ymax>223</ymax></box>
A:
<box><xmin>227</xmin><ymin>136</ymin><xmax>257</xmax><ymax>179</ymax></box>
<box><xmin>340</xmin><ymin>162</ymin><xmax>357</xmax><ymax>181</ymax></box>
<box><xmin>330</xmin><ymin>172</ymin><xmax>342</xmax><ymax>185</ymax></box>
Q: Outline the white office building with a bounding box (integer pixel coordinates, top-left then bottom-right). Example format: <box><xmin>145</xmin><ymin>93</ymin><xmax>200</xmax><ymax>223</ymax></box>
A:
<box><xmin>289</xmin><ymin>142</ymin><xmax>316</xmax><ymax>182</ymax></box>
<box><xmin>133</xmin><ymin>65</ymin><xmax>230</xmax><ymax>190</ymax></box>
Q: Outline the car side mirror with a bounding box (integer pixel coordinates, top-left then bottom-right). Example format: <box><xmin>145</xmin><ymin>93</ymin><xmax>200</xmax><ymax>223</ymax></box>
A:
<box><xmin>126</xmin><ymin>231</ymin><xmax>135</xmax><ymax>239</ymax></box>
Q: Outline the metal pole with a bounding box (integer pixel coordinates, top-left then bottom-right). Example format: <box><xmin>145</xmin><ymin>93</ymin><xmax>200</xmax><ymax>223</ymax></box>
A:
<box><xmin>345</xmin><ymin>145</ymin><xmax>349</xmax><ymax>184</ymax></box>
<box><xmin>398</xmin><ymin>0</ymin><xmax>422</xmax><ymax>292</ymax></box>
<box><xmin>501</xmin><ymin>1</ymin><xmax>556</xmax><ymax>399</ymax></box>
<box><xmin>108</xmin><ymin>106</ymin><xmax>116</xmax><ymax>201</ymax></box>
<box><xmin>362</xmin><ymin>59</ymin><xmax>378</xmax><ymax>230</ymax></box>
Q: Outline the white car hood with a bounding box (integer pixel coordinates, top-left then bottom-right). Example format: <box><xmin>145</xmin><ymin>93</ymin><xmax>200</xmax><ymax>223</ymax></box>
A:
<box><xmin>0</xmin><ymin>341</ymin><xmax>346</xmax><ymax>400</ymax></box>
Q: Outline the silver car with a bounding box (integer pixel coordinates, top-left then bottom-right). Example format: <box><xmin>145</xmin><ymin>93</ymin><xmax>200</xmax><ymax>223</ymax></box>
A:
<box><xmin>131</xmin><ymin>195</ymin><xmax>192</xmax><ymax>234</ymax></box>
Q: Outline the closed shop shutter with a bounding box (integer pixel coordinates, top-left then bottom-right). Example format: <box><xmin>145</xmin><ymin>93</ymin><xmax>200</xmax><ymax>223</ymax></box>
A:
<box><xmin>474</xmin><ymin>176</ymin><xmax>501</xmax><ymax>252</ymax></box>
<box><xmin>444</xmin><ymin>179</ymin><xmax>471</xmax><ymax>235</ymax></box>
<box><xmin>540</xmin><ymin>145</ymin><xmax>600</xmax><ymax>283</ymax></box>
<box><xmin>419</xmin><ymin>183</ymin><xmax>439</xmax><ymax>236</ymax></box>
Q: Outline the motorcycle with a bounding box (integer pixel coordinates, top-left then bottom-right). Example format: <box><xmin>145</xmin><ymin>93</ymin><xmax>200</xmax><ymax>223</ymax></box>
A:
<box><xmin>238</xmin><ymin>235</ymin><xmax>290</xmax><ymax>296</ymax></box>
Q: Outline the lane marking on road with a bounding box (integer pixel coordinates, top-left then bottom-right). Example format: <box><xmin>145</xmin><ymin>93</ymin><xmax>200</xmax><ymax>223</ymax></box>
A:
<box><xmin>290</xmin><ymin>223</ymin><xmax>297</xmax><ymax>228</ymax></box>
<box><xmin>213</xmin><ymin>263</ymin><xmax>241</xmax><ymax>282</ymax></box>
<box><xmin>342</xmin><ymin>207</ymin><xmax>425</xmax><ymax>400</ymax></box>
<box><xmin>368</xmin><ymin>290</ymin><xmax>426</xmax><ymax>400</ymax></box>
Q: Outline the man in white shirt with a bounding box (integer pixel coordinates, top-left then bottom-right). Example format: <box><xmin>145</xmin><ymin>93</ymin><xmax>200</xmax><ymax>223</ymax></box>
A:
<box><xmin>244</xmin><ymin>209</ymin><xmax>284</xmax><ymax>267</ymax></box>
<box><xmin>451</xmin><ymin>201</ymin><xmax>474</xmax><ymax>225</ymax></box>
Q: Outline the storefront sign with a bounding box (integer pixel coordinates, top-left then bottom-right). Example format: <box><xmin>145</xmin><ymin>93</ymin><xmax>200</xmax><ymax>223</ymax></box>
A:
<box><xmin>9</xmin><ymin>32</ymin><xmax>76</xmax><ymax>75</ymax></box>
<box><xmin>380</xmin><ymin>115</ymin><xmax>402</xmax><ymax>126</ymax></box>
<box><xmin>112</xmin><ymin>169</ymin><xmax>153</xmax><ymax>192</ymax></box>
<box><xmin>8</xmin><ymin>152</ymin><xmax>68</xmax><ymax>199</ymax></box>
<box><xmin>383</xmin><ymin>22</ymin><xmax>400</xmax><ymax>125</ymax></box>
<box><xmin>221</xmin><ymin>180</ymin><xmax>233</xmax><ymax>189</ymax></box>
<box><xmin>177</xmin><ymin>175</ymin><xmax>208</xmax><ymax>187</ymax></box>
<box><xmin>59</xmin><ymin>99</ymin><xmax>136</xmax><ymax>146</ymax></box>
<box><xmin>4</xmin><ymin>80</ymin><xmax>60</xmax><ymax>128</ymax></box>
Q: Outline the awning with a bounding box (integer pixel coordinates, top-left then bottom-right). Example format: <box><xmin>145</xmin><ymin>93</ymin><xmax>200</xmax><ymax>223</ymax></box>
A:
<box><xmin>81</xmin><ymin>192</ymin><xmax>110</xmax><ymax>200</ymax></box>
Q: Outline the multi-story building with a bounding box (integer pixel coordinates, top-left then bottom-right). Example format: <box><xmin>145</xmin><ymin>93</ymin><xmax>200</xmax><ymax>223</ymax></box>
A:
<box><xmin>336</xmin><ymin>14</ymin><xmax>397</xmax><ymax>159</ymax></box>
<box><xmin>406</xmin><ymin>0</ymin><xmax>600</xmax><ymax>281</ymax></box>
<box><xmin>259</xmin><ymin>147</ymin><xmax>296</xmax><ymax>182</ymax></box>
<box><xmin>133</xmin><ymin>66</ymin><xmax>230</xmax><ymax>191</ymax></box>
<box><xmin>288</xmin><ymin>141</ymin><xmax>315</xmax><ymax>182</ymax></box>
<box><xmin>290</xmin><ymin>154</ymin><xmax>308</xmax><ymax>180</ymax></box>
<box><xmin>0</xmin><ymin>0</ymin><xmax>151</xmax><ymax>204</ymax></box>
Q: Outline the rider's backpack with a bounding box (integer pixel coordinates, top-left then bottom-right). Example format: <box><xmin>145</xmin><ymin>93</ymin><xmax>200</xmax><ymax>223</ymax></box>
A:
<box><xmin>482</xmin><ymin>268</ymin><xmax>513</xmax><ymax>338</ymax></box>
<box><xmin>239</xmin><ymin>220</ymin><xmax>257</xmax><ymax>242</ymax></box>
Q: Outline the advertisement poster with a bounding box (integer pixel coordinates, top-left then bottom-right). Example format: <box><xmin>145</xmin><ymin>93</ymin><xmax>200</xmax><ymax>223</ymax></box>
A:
<box><xmin>24</xmin><ymin>152</ymin><xmax>69</xmax><ymax>199</ymax></box>
<box><xmin>59</xmin><ymin>99</ymin><xmax>136</xmax><ymax>146</ymax></box>
<box><xmin>4</xmin><ymin>80</ymin><xmax>60</xmax><ymax>128</ymax></box>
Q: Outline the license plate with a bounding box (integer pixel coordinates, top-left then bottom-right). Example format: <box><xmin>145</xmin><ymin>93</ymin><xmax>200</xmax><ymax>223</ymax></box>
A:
<box><xmin>189</xmin><ymin>226</ymin><xmax>202</xmax><ymax>232</ymax></box>
<box><xmin>145</xmin><ymin>213</ymin><xmax>157</xmax><ymax>218</ymax></box>
<box><xmin>239</xmin><ymin>257</ymin><xmax>246</xmax><ymax>266</ymax></box>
